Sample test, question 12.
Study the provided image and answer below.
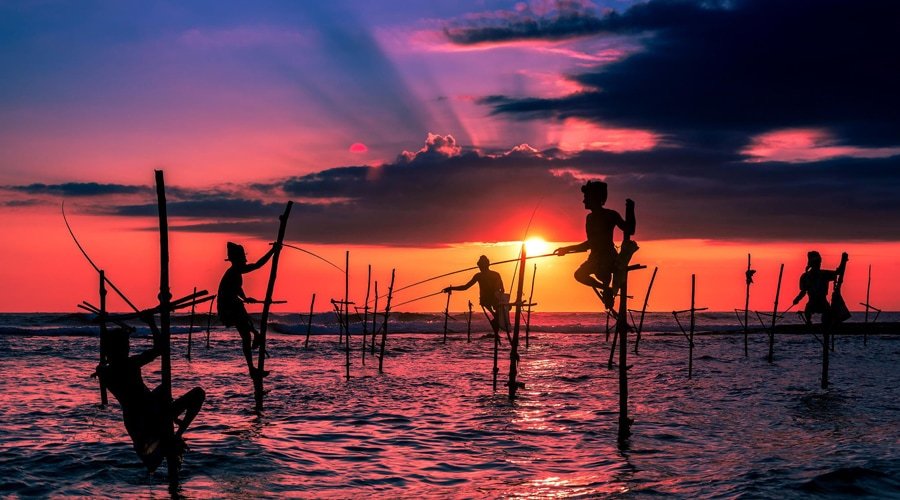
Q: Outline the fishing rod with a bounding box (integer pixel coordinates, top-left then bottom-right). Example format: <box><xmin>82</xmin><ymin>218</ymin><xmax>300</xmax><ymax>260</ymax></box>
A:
<box><xmin>392</xmin><ymin>290</ymin><xmax>446</xmax><ymax>308</ymax></box>
<box><xmin>277</xmin><ymin>242</ymin><xmax>345</xmax><ymax>273</ymax></box>
<box><xmin>62</xmin><ymin>203</ymin><xmax>141</xmax><ymax>313</ymax></box>
<box><xmin>508</xmin><ymin>198</ymin><xmax>543</xmax><ymax>295</ymax></box>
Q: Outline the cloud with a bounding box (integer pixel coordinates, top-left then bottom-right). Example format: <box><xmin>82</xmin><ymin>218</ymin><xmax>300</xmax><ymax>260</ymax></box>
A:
<box><xmin>398</xmin><ymin>133</ymin><xmax>463</xmax><ymax>162</ymax></box>
<box><xmin>7</xmin><ymin>182</ymin><xmax>148</xmax><ymax>197</ymax></box>
<box><xmin>480</xmin><ymin>0</ymin><xmax>900</xmax><ymax>150</ymax></box>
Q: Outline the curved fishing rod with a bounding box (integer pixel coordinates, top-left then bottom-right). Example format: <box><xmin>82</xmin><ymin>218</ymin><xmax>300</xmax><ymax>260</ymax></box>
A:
<box><xmin>277</xmin><ymin>242</ymin><xmax>345</xmax><ymax>274</ymax></box>
<box><xmin>508</xmin><ymin>198</ymin><xmax>543</xmax><ymax>294</ymax></box>
<box><xmin>62</xmin><ymin>203</ymin><xmax>141</xmax><ymax>313</ymax></box>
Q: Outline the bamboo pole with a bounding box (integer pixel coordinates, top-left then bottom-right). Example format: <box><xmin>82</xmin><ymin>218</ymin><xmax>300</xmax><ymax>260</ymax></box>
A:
<box><xmin>605</xmin><ymin>310</ymin><xmax>611</xmax><ymax>342</ymax></box>
<box><xmin>371</xmin><ymin>282</ymin><xmax>378</xmax><ymax>354</ymax></box>
<box><xmin>744</xmin><ymin>254</ymin><xmax>752</xmax><ymax>357</ymax></box>
<box><xmin>255</xmin><ymin>201</ymin><xmax>293</xmax><ymax>412</ymax></box>
<box><xmin>525</xmin><ymin>264</ymin><xmax>537</xmax><ymax>349</ymax></box>
<box><xmin>345</xmin><ymin>251</ymin><xmax>350</xmax><ymax>381</ymax></box>
<box><xmin>864</xmin><ymin>264</ymin><xmax>871</xmax><ymax>346</ymax></box>
<box><xmin>492</xmin><ymin>306</ymin><xmax>500</xmax><ymax>391</ymax></box>
<box><xmin>98</xmin><ymin>270</ymin><xmax>108</xmax><ymax>407</ymax></box>
<box><xmin>154</xmin><ymin>170</ymin><xmax>178</xmax><ymax>483</ymax></box>
<box><xmin>768</xmin><ymin>263</ymin><xmax>784</xmax><ymax>364</ymax></box>
<box><xmin>466</xmin><ymin>300</ymin><xmax>473</xmax><ymax>343</ymax></box>
<box><xmin>443</xmin><ymin>291</ymin><xmax>451</xmax><ymax>343</ymax></box>
<box><xmin>689</xmin><ymin>274</ymin><xmax>695</xmax><ymax>379</ymax></box>
<box><xmin>205</xmin><ymin>296</ymin><xmax>214</xmax><ymax>348</ymax></box>
<box><xmin>378</xmin><ymin>270</ymin><xmax>395</xmax><ymax>373</ymax></box>
<box><xmin>304</xmin><ymin>293</ymin><xmax>316</xmax><ymax>349</ymax></box>
<box><xmin>362</xmin><ymin>265</ymin><xmax>371</xmax><ymax>364</ymax></box>
<box><xmin>508</xmin><ymin>245</ymin><xmax>527</xmax><ymax>399</ymax></box>
<box><xmin>617</xmin><ymin>199</ymin><xmax>637</xmax><ymax>445</ymax></box>
<box><xmin>186</xmin><ymin>286</ymin><xmax>196</xmax><ymax>361</ymax></box>
<box><xmin>633</xmin><ymin>266</ymin><xmax>657</xmax><ymax>354</ymax></box>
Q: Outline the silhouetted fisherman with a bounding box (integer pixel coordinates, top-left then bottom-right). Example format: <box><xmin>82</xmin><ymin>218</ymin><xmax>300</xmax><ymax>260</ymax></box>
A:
<box><xmin>792</xmin><ymin>251</ymin><xmax>848</xmax><ymax>325</ymax></box>
<box><xmin>94</xmin><ymin>328</ymin><xmax>205</xmax><ymax>472</ymax></box>
<box><xmin>443</xmin><ymin>255</ymin><xmax>508</xmax><ymax>337</ymax></box>
<box><xmin>217</xmin><ymin>242</ymin><xmax>276</xmax><ymax>380</ymax></box>
<box><xmin>554</xmin><ymin>180</ymin><xmax>635</xmax><ymax>310</ymax></box>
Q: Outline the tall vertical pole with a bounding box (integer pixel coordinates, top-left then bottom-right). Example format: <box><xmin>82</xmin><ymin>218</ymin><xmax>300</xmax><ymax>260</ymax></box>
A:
<box><xmin>304</xmin><ymin>293</ymin><xmax>316</xmax><ymax>349</ymax></box>
<box><xmin>255</xmin><ymin>201</ymin><xmax>293</xmax><ymax>412</ymax></box>
<box><xmin>525</xmin><ymin>264</ymin><xmax>537</xmax><ymax>349</ymax></box>
<box><xmin>98</xmin><ymin>270</ymin><xmax>108</xmax><ymax>407</ymax></box>
<box><xmin>508</xmin><ymin>245</ymin><xmax>527</xmax><ymax>400</ymax></box>
<box><xmin>371</xmin><ymin>282</ymin><xmax>379</xmax><ymax>354</ymax></box>
<box><xmin>617</xmin><ymin>199</ymin><xmax>636</xmax><ymax>445</ymax></box>
<box><xmin>634</xmin><ymin>266</ymin><xmax>658</xmax><ymax>354</ymax></box>
<box><xmin>443</xmin><ymin>292</ymin><xmax>451</xmax><ymax>343</ymax></box>
<box><xmin>864</xmin><ymin>264</ymin><xmax>871</xmax><ymax>346</ymax></box>
<box><xmin>689</xmin><ymin>274</ymin><xmax>695</xmax><ymax>379</ymax></box>
<box><xmin>768</xmin><ymin>263</ymin><xmax>784</xmax><ymax>364</ymax></box>
<box><xmin>344</xmin><ymin>251</ymin><xmax>350</xmax><ymax>380</ymax></box>
<box><xmin>744</xmin><ymin>254</ymin><xmax>751</xmax><ymax>357</ymax></box>
<box><xmin>378</xmin><ymin>270</ymin><xmax>395</xmax><ymax>373</ymax></box>
<box><xmin>154</xmin><ymin>170</ymin><xmax>177</xmax><ymax>483</ymax></box>
<box><xmin>466</xmin><ymin>301</ymin><xmax>473</xmax><ymax>343</ymax></box>
<box><xmin>187</xmin><ymin>286</ymin><xmax>196</xmax><ymax>361</ymax></box>
<box><xmin>362</xmin><ymin>265</ymin><xmax>371</xmax><ymax>364</ymax></box>
<box><xmin>205</xmin><ymin>296</ymin><xmax>214</xmax><ymax>348</ymax></box>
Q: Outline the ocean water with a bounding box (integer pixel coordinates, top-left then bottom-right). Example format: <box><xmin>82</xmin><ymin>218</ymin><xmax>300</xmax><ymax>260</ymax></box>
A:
<box><xmin>1</xmin><ymin>312</ymin><xmax>899</xmax><ymax>497</ymax></box>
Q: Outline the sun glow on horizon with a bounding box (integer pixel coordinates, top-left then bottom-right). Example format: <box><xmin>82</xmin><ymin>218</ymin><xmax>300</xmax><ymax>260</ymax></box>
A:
<box><xmin>525</xmin><ymin>237</ymin><xmax>553</xmax><ymax>257</ymax></box>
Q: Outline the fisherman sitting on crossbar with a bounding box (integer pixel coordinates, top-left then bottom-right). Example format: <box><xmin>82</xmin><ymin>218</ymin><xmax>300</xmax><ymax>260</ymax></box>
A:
<box><xmin>443</xmin><ymin>255</ymin><xmax>509</xmax><ymax>339</ymax></box>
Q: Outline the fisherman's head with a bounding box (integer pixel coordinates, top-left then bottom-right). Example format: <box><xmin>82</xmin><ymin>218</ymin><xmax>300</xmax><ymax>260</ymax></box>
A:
<box><xmin>581</xmin><ymin>180</ymin><xmax>608</xmax><ymax>210</ymax></box>
<box><xmin>226</xmin><ymin>242</ymin><xmax>247</xmax><ymax>265</ymax></box>
<box><xmin>102</xmin><ymin>329</ymin><xmax>130</xmax><ymax>361</ymax></box>
<box><xmin>477</xmin><ymin>255</ymin><xmax>490</xmax><ymax>271</ymax></box>
<box><xmin>807</xmin><ymin>251</ymin><xmax>822</xmax><ymax>270</ymax></box>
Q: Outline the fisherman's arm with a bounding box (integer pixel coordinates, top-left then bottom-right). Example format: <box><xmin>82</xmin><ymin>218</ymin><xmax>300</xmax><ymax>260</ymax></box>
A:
<box><xmin>443</xmin><ymin>275</ymin><xmax>478</xmax><ymax>293</ymax></box>
<box><xmin>245</xmin><ymin>244</ymin><xmax>278</xmax><ymax>272</ymax></box>
<box><xmin>617</xmin><ymin>199</ymin><xmax>636</xmax><ymax>236</ymax></box>
<box><xmin>792</xmin><ymin>277</ymin><xmax>807</xmax><ymax>305</ymax></box>
<box><xmin>554</xmin><ymin>241</ymin><xmax>589</xmax><ymax>255</ymax></box>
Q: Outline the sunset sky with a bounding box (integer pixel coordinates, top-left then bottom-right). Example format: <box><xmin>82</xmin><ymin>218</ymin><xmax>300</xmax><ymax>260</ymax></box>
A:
<box><xmin>1</xmin><ymin>0</ymin><xmax>898</xmax><ymax>313</ymax></box>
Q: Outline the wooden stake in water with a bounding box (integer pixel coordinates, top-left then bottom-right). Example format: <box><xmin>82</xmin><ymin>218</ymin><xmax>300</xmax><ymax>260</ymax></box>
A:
<box><xmin>617</xmin><ymin>199</ymin><xmax>638</xmax><ymax>445</ymax></box>
<box><xmin>255</xmin><ymin>201</ymin><xmax>293</xmax><ymax>411</ymax></box>
<box><xmin>768</xmin><ymin>263</ymin><xmax>784</xmax><ymax>364</ymax></box>
<box><xmin>187</xmin><ymin>286</ymin><xmax>196</xmax><ymax>361</ymax></box>
<box><xmin>154</xmin><ymin>170</ymin><xmax>178</xmax><ymax>483</ymax></box>
<box><xmin>205</xmin><ymin>296</ymin><xmax>214</xmax><ymax>348</ymax></box>
<box><xmin>98</xmin><ymin>270</ymin><xmax>108</xmax><ymax>407</ymax></box>
<box><xmin>525</xmin><ymin>264</ymin><xmax>537</xmax><ymax>349</ymax></box>
<box><xmin>508</xmin><ymin>245</ymin><xmax>527</xmax><ymax>400</ymax></box>
<box><xmin>689</xmin><ymin>274</ymin><xmax>696</xmax><ymax>379</ymax></box>
<box><xmin>371</xmin><ymin>282</ymin><xmax>378</xmax><ymax>354</ymax></box>
<box><xmin>304</xmin><ymin>293</ymin><xmax>316</xmax><ymax>349</ymax></box>
<box><xmin>633</xmin><ymin>266</ymin><xmax>657</xmax><ymax>354</ymax></box>
<box><xmin>466</xmin><ymin>300</ymin><xmax>473</xmax><ymax>343</ymax></box>
<box><xmin>744</xmin><ymin>254</ymin><xmax>752</xmax><ymax>357</ymax></box>
<box><xmin>443</xmin><ymin>291</ymin><xmax>451</xmax><ymax>343</ymax></box>
<box><xmin>864</xmin><ymin>264</ymin><xmax>871</xmax><ymax>346</ymax></box>
<box><xmin>362</xmin><ymin>265</ymin><xmax>371</xmax><ymax>364</ymax></box>
<box><xmin>344</xmin><ymin>251</ymin><xmax>350</xmax><ymax>381</ymax></box>
<box><xmin>378</xmin><ymin>270</ymin><xmax>395</xmax><ymax>374</ymax></box>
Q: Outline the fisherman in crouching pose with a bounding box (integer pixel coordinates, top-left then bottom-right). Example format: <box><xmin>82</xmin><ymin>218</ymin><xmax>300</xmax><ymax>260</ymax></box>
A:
<box><xmin>554</xmin><ymin>180</ymin><xmax>636</xmax><ymax>311</ymax></box>
<box><xmin>95</xmin><ymin>328</ymin><xmax>205</xmax><ymax>472</ymax></box>
<box><xmin>792</xmin><ymin>251</ymin><xmax>849</xmax><ymax>325</ymax></box>
<box><xmin>443</xmin><ymin>255</ymin><xmax>509</xmax><ymax>339</ymax></box>
<box><xmin>218</xmin><ymin>242</ymin><xmax>277</xmax><ymax>380</ymax></box>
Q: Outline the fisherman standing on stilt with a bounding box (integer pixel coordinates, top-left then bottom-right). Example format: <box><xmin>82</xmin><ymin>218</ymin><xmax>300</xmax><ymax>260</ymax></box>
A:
<box><xmin>792</xmin><ymin>251</ymin><xmax>849</xmax><ymax>325</ymax></box>
<box><xmin>554</xmin><ymin>180</ymin><xmax>636</xmax><ymax>311</ymax></box>
<box><xmin>217</xmin><ymin>242</ymin><xmax>277</xmax><ymax>381</ymax></box>
<box><xmin>443</xmin><ymin>255</ymin><xmax>508</xmax><ymax>337</ymax></box>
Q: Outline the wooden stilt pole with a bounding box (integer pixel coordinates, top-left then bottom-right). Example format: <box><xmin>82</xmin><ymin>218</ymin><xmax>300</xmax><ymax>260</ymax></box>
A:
<box><xmin>98</xmin><ymin>270</ymin><xmax>108</xmax><ymax>407</ymax></box>
<box><xmin>378</xmin><ymin>270</ymin><xmax>395</xmax><ymax>373</ymax></box>
<box><xmin>605</xmin><ymin>310</ymin><xmax>611</xmax><ymax>342</ymax></box>
<box><xmin>344</xmin><ymin>251</ymin><xmax>350</xmax><ymax>381</ymax></box>
<box><xmin>255</xmin><ymin>201</ymin><xmax>293</xmax><ymax>412</ymax></box>
<box><xmin>508</xmin><ymin>245</ymin><xmax>527</xmax><ymax>400</ymax></box>
<box><xmin>633</xmin><ymin>266</ymin><xmax>657</xmax><ymax>354</ymax></box>
<box><xmin>744</xmin><ymin>254</ymin><xmax>752</xmax><ymax>357</ymax></box>
<box><xmin>864</xmin><ymin>264</ymin><xmax>871</xmax><ymax>346</ymax></box>
<box><xmin>466</xmin><ymin>300</ymin><xmax>473</xmax><ymax>343</ymax></box>
<box><xmin>492</xmin><ymin>306</ymin><xmax>500</xmax><ymax>391</ymax></box>
<box><xmin>617</xmin><ymin>200</ymin><xmax>637</xmax><ymax>445</ymax></box>
<box><xmin>205</xmin><ymin>296</ymin><xmax>214</xmax><ymax>348</ymax></box>
<box><xmin>304</xmin><ymin>293</ymin><xmax>316</xmax><ymax>349</ymax></box>
<box><xmin>154</xmin><ymin>170</ymin><xmax>178</xmax><ymax>484</ymax></box>
<box><xmin>525</xmin><ymin>264</ymin><xmax>536</xmax><ymax>349</ymax></box>
<box><xmin>443</xmin><ymin>291</ymin><xmax>451</xmax><ymax>343</ymax></box>
<box><xmin>362</xmin><ymin>265</ymin><xmax>371</xmax><ymax>364</ymax></box>
<box><xmin>768</xmin><ymin>263</ymin><xmax>784</xmax><ymax>364</ymax></box>
<box><xmin>689</xmin><ymin>274</ymin><xmax>695</xmax><ymax>379</ymax></box>
<box><xmin>371</xmin><ymin>282</ymin><xmax>378</xmax><ymax>354</ymax></box>
<box><xmin>186</xmin><ymin>286</ymin><xmax>196</xmax><ymax>361</ymax></box>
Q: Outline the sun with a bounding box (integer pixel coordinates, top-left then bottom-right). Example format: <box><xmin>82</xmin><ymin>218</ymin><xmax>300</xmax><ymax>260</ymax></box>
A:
<box><xmin>524</xmin><ymin>237</ymin><xmax>552</xmax><ymax>256</ymax></box>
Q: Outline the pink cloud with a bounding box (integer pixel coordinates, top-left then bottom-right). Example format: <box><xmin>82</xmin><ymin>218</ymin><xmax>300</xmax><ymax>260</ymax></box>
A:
<box><xmin>743</xmin><ymin>129</ymin><xmax>900</xmax><ymax>163</ymax></box>
<box><xmin>549</xmin><ymin>118</ymin><xmax>659</xmax><ymax>153</ymax></box>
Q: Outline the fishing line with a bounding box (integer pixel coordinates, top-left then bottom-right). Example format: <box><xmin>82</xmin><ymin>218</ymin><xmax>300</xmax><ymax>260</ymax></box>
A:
<box><xmin>277</xmin><ymin>242</ymin><xmax>345</xmax><ymax>273</ymax></box>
